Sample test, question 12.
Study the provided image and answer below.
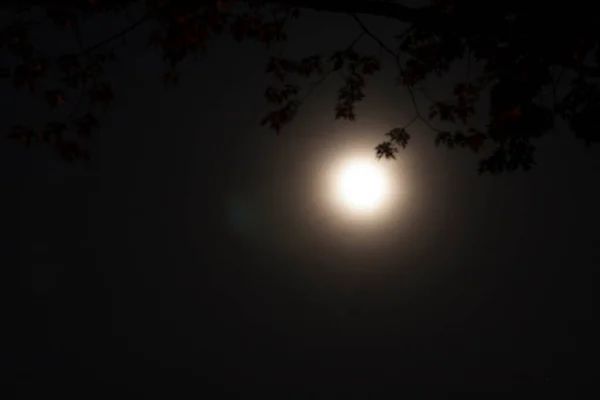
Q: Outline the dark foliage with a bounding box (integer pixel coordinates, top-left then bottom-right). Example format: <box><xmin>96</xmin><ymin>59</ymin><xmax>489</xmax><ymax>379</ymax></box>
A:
<box><xmin>1</xmin><ymin>0</ymin><xmax>600</xmax><ymax>172</ymax></box>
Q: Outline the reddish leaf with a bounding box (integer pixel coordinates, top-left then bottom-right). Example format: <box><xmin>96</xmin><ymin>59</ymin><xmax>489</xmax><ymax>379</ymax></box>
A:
<box><xmin>216</xmin><ymin>0</ymin><xmax>231</xmax><ymax>13</ymax></box>
<box><xmin>148</xmin><ymin>30</ymin><xmax>164</xmax><ymax>49</ymax></box>
<box><xmin>163</xmin><ymin>69</ymin><xmax>179</xmax><ymax>85</ymax></box>
<box><xmin>75</xmin><ymin>113</ymin><xmax>99</xmax><ymax>137</ymax></box>
<box><xmin>45</xmin><ymin>90</ymin><xmax>67</xmax><ymax>108</ymax></box>
<box><xmin>89</xmin><ymin>83</ymin><xmax>113</xmax><ymax>106</ymax></box>
<box><xmin>465</xmin><ymin>133</ymin><xmax>486</xmax><ymax>152</ymax></box>
<box><xmin>57</xmin><ymin>54</ymin><xmax>80</xmax><ymax>75</ymax></box>
<box><xmin>46</xmin><ymin>6</ymin><xmax>77</xmax><ymax>29</ymax></box>
<box><xmin>501</xmin><ymin>106</ymin><xmax>522</xmax><ymax>120</ymax></box>
<box><xmin>41</xmin><ymin>122</ymin><xmax>67</xmax><ymax>142</ymax></box>
<box><xmin>55</xmin><ymin>139</ymin><xmax>89</xmax><ymax>162</ymax></box>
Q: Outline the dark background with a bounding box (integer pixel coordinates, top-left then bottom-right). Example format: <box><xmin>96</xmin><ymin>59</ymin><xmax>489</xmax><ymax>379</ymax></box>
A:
<box><xmin>2</xmin><ymin>6</ymin><xmax>599</xmax><ymax>396</ymax></box>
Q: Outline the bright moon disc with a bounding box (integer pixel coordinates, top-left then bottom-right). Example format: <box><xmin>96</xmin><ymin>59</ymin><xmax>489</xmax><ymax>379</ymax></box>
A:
<box><xmin>336</xmin><ymin>160</ymin><xmax>388</xmax><ymax>213</ymax></box>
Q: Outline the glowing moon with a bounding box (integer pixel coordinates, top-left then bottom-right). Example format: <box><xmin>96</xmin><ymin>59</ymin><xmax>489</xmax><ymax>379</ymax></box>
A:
<box><xmin>335</xmin><ymin>159</ymin><xmax>389</xmax><ymax>213</ymax></box>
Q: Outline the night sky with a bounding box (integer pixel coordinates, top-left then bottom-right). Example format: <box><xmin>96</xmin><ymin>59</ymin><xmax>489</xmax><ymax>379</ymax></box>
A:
<box><xmin>2</xmin><ymin>4</ymin><xmax>600</xmax><ymax>396</ymax></box>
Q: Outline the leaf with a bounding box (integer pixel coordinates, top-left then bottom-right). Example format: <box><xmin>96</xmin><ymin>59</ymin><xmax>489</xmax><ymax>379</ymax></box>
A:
<box><xmin>430</xmin><ymin>102</ymin><xmax>455</xmax><ymax>122</ymax></box>
<box><xmin>148</xmin><ymin>30</ymin><xmax>164</xmax><ymax>49</ymax></box>
<box><xmin>41</xmin><ymin>122</ymin><xmax>67</xmax><ymax>142</ymax></box>
<box><xmin>502</xmin><ymin>106</ymin><xmax>522</xmax><ymax>120</ymax></box>
<box><xmin>57</xmin><ymin>54</ymin><xmax>80</xmax><ymax>74</ymax></box>
<box><xmin>345</xmin><ymin>49</ymin><xmax>359</xmax><ymax>62</ymax></box>
<box><xmin>360</xmin><ymin>56</ymin><xmax>380</xmax><ymax>76</ymax></box>
<box><xmin>375</xmin><ymin>141</ymin><xmax>397</xmax><ymax>160</ymax></box>
<box><xmin>330</xmin><ymin>52</ymin><xmax>344</xmax><ymax>71</ymax></box>
<box><xmin>75</xmin><ymin>113</ymin><xmax>99</xmax><ymax>137</ymax></box>
<box><xmin>29</xmin><ymin>58</ymin><xmax>48</xmax><ymax>78</ymax></box>
<box><xmin>216</xmin><ymin>0</ymin><xmax>231</xmax><ymax>13</ymax></box>
<box><xmin>465</xmin><ymin>133</ymin><xmax>486</xmax><ymax>152</ymax></box>
<box><xmin>261</xmin><ymin>100</ymin><xmax>300</xmax><ymax>133</ymax></box>
<box><xmin>478</xmin><ymin>139</ymin><xmax>536</xmax><ymax>174</ymax></box>
<box><xmin>385</xmin><ymin>127</ymin><xmax>410</xmax><ymax>149</ymax></box>
<box><xmin>45</xmin><ymin>90</ymin><xmax>66</xmax><ymax>108</ymax></box>
<box><xmin>435</xmin><ymin>131</ymin><xmax>453</xmax><ymax>148</ymax></box>
<box><xmin>55</xmin><ymin>139</ymin><xmax>88</xmax><ymax>162</ymax></box>
<box><xmin>335</xmin><ymin>72</ymin><xmax>368</xmax><ymax>121</ymax></box>
<box><xmin>46</xmin><ymin>6</ymin><xmax>77</xmax><ymax>29</ymax></box>
<box><xmin>264</xmin><ymin>84</ymin><xmax>299</xmax><ymax>104</ymax></box>
<box><xmin>298</xmin><ymin>55</ymin><xmax>322</xmax><ymax>77</ymax></box>
<box><xmin>163</xmin><ymin>69</ymin><xmax>179</xmax><ymax>86</ymax></box>
<box><xmin>265</xmin><ymin>57</ymin><xmax>292</xmax><ymax>81</ymax></box>
<box><xmin>89</xmin><ymin>83</ymin><xmax>113</xmax><ymax>107</ymax></box>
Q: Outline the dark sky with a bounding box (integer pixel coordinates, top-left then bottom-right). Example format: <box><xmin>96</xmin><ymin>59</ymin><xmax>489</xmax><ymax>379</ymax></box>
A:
<box><xmin>2</xmin><ymin>5</ymin><xmax>600</xmax><ymax>396</ymax></box>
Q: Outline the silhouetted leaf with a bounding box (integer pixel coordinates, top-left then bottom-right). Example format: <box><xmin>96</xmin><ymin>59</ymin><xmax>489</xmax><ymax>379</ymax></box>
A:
<box><xmin>261</xmin><ymin>100</ymin><xmax>300</xmax><ymax>134</ymax></box>
<box><xmin>330</xmin><ymin>52</ymin><xmax>344</xmax><ymax>71</ymax></box>
<box><xmin>375</xmin><ymin>141</ymin><xmax>397</xmax><ymax>160</ymax></box>
<box><xmin>435</xmin><ymin>131</ymin><xmax>453</xmax><ymax>148</ymax></box>
<box><xmin>2</xmin><ymin>0</ymin><xmax>600</xmax><ymax>169</ymax></box>
<box><xmin>46</xmin><ymin>6</ymin><xmax>77</xmax><ymax>29</ymax></box>
<box><xmin>40</xmin><ymin>122</ymin><xmax>67</xmax><ymax>142</ymax></box>
<box><xmin>89</xmin><ymin>83</ymin><xmax>113</xmax><ymax>107</ymax></box>
<box><xmin>386</xmin><ymin>128</ymin><xmax>410</xmax><ymax>149</ymax></box>
<box><xmin>45</xmin><ymin>90</ymin><xmax>67</xmax><ymax>108</ymax></box>
<box><xmin>265</xmin><ymin>84</ymin><xmax>299</xmax><ymax>104</ymax></box>
<box><xmin>75</xmin><ymin>113</ymin><xmax>99</xmax><ymax>137</ymax></box>
<box><xmin>55</xmin><ymin>139</ymin><xmax>88</xmax><ymax>162</ymax></box>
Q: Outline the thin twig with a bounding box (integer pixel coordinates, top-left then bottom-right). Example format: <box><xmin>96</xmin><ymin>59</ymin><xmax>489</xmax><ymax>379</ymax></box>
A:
<box><xmin>402</xmin><ymin>114</ymin><xmax>419</xmax><ymax>130</ymax></box>
<box><xmin>415</xmin><ymin>86</ymin><xmax>437</xmax><ymax>104</ymax></box>
<box><xmin>300</xmin><ymin>31</ymin><xmax>365</xmax><ymax>103</ymax></box>
<box><xmin>347</xmin><ymin>31</ymin><xmax>366</xmax><ymax>50</ymax></box>
<box><xmin>74</xmin><ymin>17</ymin><xmax>85</xmax><ymax>52</ymax></box>
<box><xmin>274</xmin><ymin>7</ymin><xmax>289</xmax><ymax>57</ymax></box>
<box><xmin>301</xmin><ymin>69</ymin><xmax>333</xmax><ymax>102</ymax></box>
<box><xmin>350</xmin><ymin>13</ymin><xmax>442</xmax><ymax>132</ymax></box>
<box><xmin>80</xmin><ymin>13</ymin><xmax>149</xmax><ymax>56</ymax></box>
<box><xmin>552</xmin><ymin>66</ymin><xmax>564</xmax><ymax>113</ymax></box>
<box><xmin>465</xmin><ymin>48</ymin><xmax>471</xmax><ymax>81</ymax></box>
<box><xmin>66</xmin><ymin>78</ymin><xmax>88</xmax><ymax>120</ymax></box>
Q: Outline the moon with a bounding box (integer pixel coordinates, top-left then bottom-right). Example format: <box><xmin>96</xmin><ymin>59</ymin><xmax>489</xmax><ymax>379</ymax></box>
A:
<box><xmin>333</xmin><ymin>158</ymin><xmax>390</xmax><ymax>215</ymax></box>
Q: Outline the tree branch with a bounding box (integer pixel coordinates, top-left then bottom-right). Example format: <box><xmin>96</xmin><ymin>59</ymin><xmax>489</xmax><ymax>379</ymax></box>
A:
<box><xmin>350</xmin><ymin>13</ymin><xmax>441</xmax><ymax>133</ymax></box>
<box><xmin>1</xmin><ymin>0</ymin><xmax>433</xmax><ymax>24</ymax></box>
<box><xmin>80</xmin><ymin>13</ymin><xmax>149</xmax><ymax>56</ymax></box>
<box><xmin>300</xmin><ymin>31</ymin><xmax>365</xmax><ymax>103</ymax></box>
<box><xmin>276</xmin><ymin>0</ymin><xmax>430</xmax><ymax>23</ymax></box>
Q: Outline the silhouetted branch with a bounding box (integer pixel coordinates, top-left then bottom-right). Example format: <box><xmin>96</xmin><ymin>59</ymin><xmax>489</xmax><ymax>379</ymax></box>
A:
<box><xmin>73</xmin><ymin>18</ymin><xmax>84</xmax><ymax>51</ymax></box>
<box><xmin>301</xmin><ymin>31</ymin><xmax>364</xmax><ymax>102</ymax></box>
<box><xmin>80</xmin><ymin>13</ymin><xmax>149</xmax><ymax>56</ymax></box>
<box><xmin>272</xmin><ymin>0</ymin><xmax>432</xmax><ymax>24</ymax></box>
<box><xmin>350</xmin><ymin>13</ymin><xmax>441</xmax><ymax>133</ymax></box>
<box><xmin>0</xmin><ymin>0</ymin><xmax>434</xmax><ymax>24</ymax></box>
